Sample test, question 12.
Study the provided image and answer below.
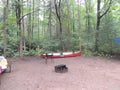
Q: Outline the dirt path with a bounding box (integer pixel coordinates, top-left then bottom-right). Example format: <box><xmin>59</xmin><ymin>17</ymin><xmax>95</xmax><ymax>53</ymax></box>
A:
<box><xmin>0</xmin><ymin>56</ymin><xmax>120</xmax><ymax>90</ymax></box>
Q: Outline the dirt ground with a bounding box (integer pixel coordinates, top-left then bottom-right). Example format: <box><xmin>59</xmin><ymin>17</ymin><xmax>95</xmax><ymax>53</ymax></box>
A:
<box><xmin>0</xmin><ymin>56</ymin><xmax>120</xmax><ymax>90</ymax></box>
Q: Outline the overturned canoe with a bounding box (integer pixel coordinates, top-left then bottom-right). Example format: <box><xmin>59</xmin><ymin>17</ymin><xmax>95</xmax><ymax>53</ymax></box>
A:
<box><xmin>40</xmin><ymin>51</ymin><xmax>82</xmax><ymax>58</ymax></box>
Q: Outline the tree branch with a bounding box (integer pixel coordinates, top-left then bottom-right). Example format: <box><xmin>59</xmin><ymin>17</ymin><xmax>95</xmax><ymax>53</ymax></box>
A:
<box><xmin>19</xmin><ymin>9</ymin><xmax>40</xmax><ymax>22</ymax></box>
<box><xmin>100</xmin><ymin>0</ymin><xmax>112</xmax><ymax>19</ymax></box>
<box><xmin>54</xmin><ymin>0</ymin><xmax>60</xmax><ymax>19</ymax></box>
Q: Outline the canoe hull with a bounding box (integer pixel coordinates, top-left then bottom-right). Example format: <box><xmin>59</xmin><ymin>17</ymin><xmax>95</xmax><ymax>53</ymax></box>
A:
<box><xmin>40</xmin><ymin>51</ymin><xmax>82</xmax><ymax>58</ymax></box>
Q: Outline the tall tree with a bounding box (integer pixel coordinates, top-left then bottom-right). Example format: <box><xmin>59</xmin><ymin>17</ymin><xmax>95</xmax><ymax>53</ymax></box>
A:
<box><xmin>22</xmin><ymin>0</ymin><xmax>26</xmax><ymax>51</ymax></box>
<box><xmin>48</xmin><ymin>0</ymin><xmax>52</xmax><ymax>38</ymax></box>
<box><xmin>85</xmin><ymin>0</ymin><xmax>91</xmax><ymax>40</ymax></box>
<box><xmin>54</xmin><ymin>0</ymin><xmax>64</xmax><ymax>52</ymax></box>
<box><xmin>32</xmin><ymin>0</ymin><xmax>35</xmax><ymax>40</ymax></box>
<box><xmin>95</xmin><ymin>0</ymin><xmax>112</xmax><ymax>52</ymax></box>
<box><xmin>3</xmin><ymin>7</ymin><xmax>7</xmax><ymax>57</ymax></box>
<box><xmin>3</xmin><ymin>0</ymin><xmax>9</xmax><ymax>57</ymax></box>
<box><xmin>15</xmin><ymin>0</ymin><xmax>23</xmax><ymax>57</ymax></box>
<box><xmin>78</xmin><ymin>0</ymin><xmax>81</xmax><ymax>51</ymax></box>
<box><xmin>27</xmin><ymin>0</ymin><xmax>32</xmax><ymax>50</ymax></box>
<box><xmin>66</xmin><ymin>0</ymin><xmax>71</xmax><ymax>51</ymax></box>
<box><xmin>37</xmin><ymin>0</ymin><xmax>41</xmax><ymax>40</ymax></box>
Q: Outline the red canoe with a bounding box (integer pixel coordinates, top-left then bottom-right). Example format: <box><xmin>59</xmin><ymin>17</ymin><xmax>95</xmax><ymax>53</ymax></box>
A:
<box><xmin>40</xmin><ymin>51</ymin><xmax>82</xmax><ymax>58</ymax></box>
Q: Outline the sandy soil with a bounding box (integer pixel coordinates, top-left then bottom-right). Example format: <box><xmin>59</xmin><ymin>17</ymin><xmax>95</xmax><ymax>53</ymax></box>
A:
<box><xmin>0</xmin><ymin>56</ymin><xmax>120</xmax><ymax>90</ymax></box>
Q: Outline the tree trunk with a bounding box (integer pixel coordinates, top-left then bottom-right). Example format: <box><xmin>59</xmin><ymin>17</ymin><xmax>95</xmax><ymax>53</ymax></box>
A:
<box><xmin>95</xmin><ymin>0</ymin><xmax>101</xmax><ymax>52</ymax></box>
<box><xmin>48</xmin><ymin>0</ymin><xmax>52</xmax><ymax>39</ymax></box>
<box><xmin>15</xmin><ymin>0</ymin><xmax>23</xmax><ymax>57</ymax></box>
<box><xmin>31</xmin><ymin>0</ymin><xmax>35</xmax><ymax>40</ymax></box>
<box><xmin>18</xmin><ymin>0</ymin><xmax>23</xmax><ymax>57</ymax></box>
<box><xmin>78</xmin><ymin>0</ymin><xmax>81</xmax><ymax>51</ymax></box>
<box><xmin>85</xmin><ymin>0</ymin><xmax>91</xmax><ymax>48</ymax></box>
<box><xmin>27</xmin><ymin>0</ymin><xmax>32</xmax><ymax>50</ymax></box>
<box><xmin>3</xmin><ymin>7</ymin><xmax>7</xmax><ymax>57</ymax></box>
<box><xmin>72</xmin><ymin>2</ymin><xmax>75</xmax><ymax>32</ymax></box>
<box><xmin>66</xmin><ymin>0</ymin><xmax>71</xmax><ymax>51</ymax></box>
<box><xmin>3</xmin><ymin>0</ymin><xmax>9</xmax><ymax>57</ymax></box>
<box><xmin>38</xmin><ymin>10</ymin><xmax>40</xmax><ymax>39</ymax></box>
<box><xmin>22</xmin><ymin>0</ymin><xmax>26</xmax><ymax>51</ymax></box>
<box><xmin>95</xmin><ymin>0</ymin><xmax>112</xmax><ymax>52</ymax></box>
<box><xmin>54</xmin><ymin>0</ymin><xmax>64</xmax><ymax>52</ymax></box>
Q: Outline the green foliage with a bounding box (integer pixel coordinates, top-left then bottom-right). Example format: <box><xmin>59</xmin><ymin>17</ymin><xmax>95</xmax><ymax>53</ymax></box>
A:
<box><xmin>82</xmin><ymin>49</ymin><xmax>93</xmax><ymax>56</ymax></box>
<box><xmin>98</xmin><ymin>13</ymin><xmax>120</xmax><ymax>55</ymax></box>
<box><xmin>0</xmin><ymin>0</ymin><xmax>120</xmax><ymax>57</ymax></box>
<box><xmin>0</xmin><ymin>40</ymin><xmax>4</xmax><ymax>55</ymax></box>
<box><xmin>40</xmin><ymin>39</ymin><xmax>60</xmax><ymax>53</ymax></box>
<box><xmin>23</xmin><ymin>49</ymin><xmax>36</xmax><ymax>56</ymax></box>
<box><xmin>70</xmin><ymin>32</ymin><xmax>80</xmax><ymax>51</ymax></box>
<box><xmin>6</xmin><ymin>36</ymin><xmax>18</xmax><ymax>57</ymax></box>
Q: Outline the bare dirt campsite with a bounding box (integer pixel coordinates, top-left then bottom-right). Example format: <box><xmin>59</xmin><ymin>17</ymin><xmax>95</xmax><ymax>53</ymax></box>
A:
<box><xmin>0</xmin><ymin>56</ymin><xmax>120</xmax><ymax>90</ymax></box>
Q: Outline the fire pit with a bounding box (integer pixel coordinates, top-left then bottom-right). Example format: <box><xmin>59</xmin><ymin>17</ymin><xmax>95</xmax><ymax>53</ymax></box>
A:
<box><xmin>54</xmin><ymin>64</ymin><xmax>68</xmax><ymax>73</ymax></box>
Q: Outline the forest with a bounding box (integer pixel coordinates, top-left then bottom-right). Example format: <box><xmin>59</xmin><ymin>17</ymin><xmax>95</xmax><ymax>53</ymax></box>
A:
<box><xmin>0</xmin><ymin>0</ymin><xmax>120</xmax><ymax>57</ymax></box>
